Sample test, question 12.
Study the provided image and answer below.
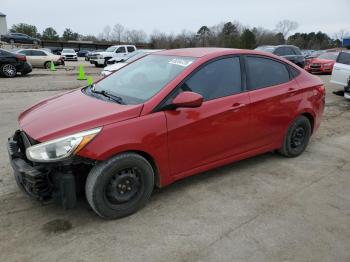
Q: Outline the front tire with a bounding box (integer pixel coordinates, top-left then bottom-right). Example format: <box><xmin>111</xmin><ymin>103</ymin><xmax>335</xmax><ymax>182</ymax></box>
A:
<box><xmin>85</xmin><ymin>153</ymin><xmax>154</xmax><ymax>219</ymax></box>
<box><xmin>278</xmin><ymin>116</ymin><xmax>311</xmax><ymax>157</ymax></box>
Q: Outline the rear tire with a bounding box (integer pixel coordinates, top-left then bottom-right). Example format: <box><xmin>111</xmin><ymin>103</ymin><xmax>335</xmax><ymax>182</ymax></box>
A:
<box><xmin>85</xmin><ymin>153</ymin><xmax>154</xmax><ymax>219</ymax></box>
<box><xmin>0</xmin><ymin>64</ymin><xmax>17</xmax><ymax>77</ymax></box>
<box><xmin>278</xmin><ymin>116</ymin><xmax>311</xmax><ymax>157</ymax></box>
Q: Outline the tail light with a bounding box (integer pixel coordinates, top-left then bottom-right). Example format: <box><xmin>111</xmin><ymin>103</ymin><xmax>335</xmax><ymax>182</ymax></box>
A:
<box><xmin>317</xmin><ymin>85</ymin><xmax>326</xmax><ymax>96</ymax></box>
<box><xmin>16</xmin><ymin>55</ymin><xmax>26</xmax><ymax>62</ymax></box>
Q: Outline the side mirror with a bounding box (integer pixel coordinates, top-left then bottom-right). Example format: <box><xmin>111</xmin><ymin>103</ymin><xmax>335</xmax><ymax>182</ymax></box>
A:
<box><xmin>172</xmin><ymin>92</ymin><xmax>203</xmax><ymax>108</ymax></box>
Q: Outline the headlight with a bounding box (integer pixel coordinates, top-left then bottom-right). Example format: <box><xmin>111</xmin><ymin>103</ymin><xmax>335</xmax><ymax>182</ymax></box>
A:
<box><xmin>26</xmin><ymin>127</ymin><xmax>101</xmax><ymax>162</ymax></box>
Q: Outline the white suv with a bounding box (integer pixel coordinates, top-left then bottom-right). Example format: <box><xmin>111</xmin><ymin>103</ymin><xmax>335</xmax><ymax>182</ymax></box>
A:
<box><xmin>90</xmin><ymin>45</ymin><xmax>136</xmax><ymax>67</ymax></box>
<box><xmin>60</xmin><ymin>49</ymin><xmax>78</xmax><ymax>61</ymax></box>
<box><xmin>331</xmin><ymin>51</ymin><xmax>350</xmax><ymax>99</ymax></box>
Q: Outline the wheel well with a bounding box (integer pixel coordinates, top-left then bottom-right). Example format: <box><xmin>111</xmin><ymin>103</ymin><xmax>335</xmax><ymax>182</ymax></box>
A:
<box><xmin>302</xmin><ymin>112</ymin><xmax>314</xmax><ymax>133</ymax></box>
<box><xmin>130</xmin><ymin>150</ymin><xmax>161</xmax><ymax>188</ymax></box>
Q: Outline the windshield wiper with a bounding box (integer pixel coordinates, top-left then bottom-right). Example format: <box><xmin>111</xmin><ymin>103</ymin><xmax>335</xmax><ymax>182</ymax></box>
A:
<box><xmin>90</xmin><ymin>85</ymin><xmax>125</xmax><ymax>104</ymax></box>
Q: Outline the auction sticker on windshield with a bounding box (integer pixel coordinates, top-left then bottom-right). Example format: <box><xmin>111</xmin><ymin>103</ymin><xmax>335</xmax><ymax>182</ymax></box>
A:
<box><xmin>168</xmin><ymin>58</ymin><xmax>194</xmax><ymax>67</ymax></box>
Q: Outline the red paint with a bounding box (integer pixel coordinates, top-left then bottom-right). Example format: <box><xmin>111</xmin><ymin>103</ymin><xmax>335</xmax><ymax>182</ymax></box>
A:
<box><xmin>19</xmin><ymin>48</ymin><xmax>325</xmax><ymax>187</ymax></box>
<box><xmin>304</xmin><ymin>57</ymin><xmax>336</xmax><ymax>74</ymax></box>
<box><xmin>172</xmin><ymin>91</ymin><xmax>203</xmax><ymax>108</ymax></box>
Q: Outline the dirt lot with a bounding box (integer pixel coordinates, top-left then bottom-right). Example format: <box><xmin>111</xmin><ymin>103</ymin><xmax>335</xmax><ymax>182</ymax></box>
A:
<box><xmin>0</xmin><ymin>64</ymin><xmax>349</xmax><ymax>262</ymax></box>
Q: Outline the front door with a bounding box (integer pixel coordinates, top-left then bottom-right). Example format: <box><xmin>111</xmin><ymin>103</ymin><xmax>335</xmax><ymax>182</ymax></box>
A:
<box><xmin>164</xmin><ymin>56</ymin><xmax>251</xmax><ymax>175</ymax></box>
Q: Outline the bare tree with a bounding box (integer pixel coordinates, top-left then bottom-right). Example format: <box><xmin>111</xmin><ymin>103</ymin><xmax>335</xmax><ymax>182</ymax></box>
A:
<box><xmin>125</xmin><ymin>29</ymin><xmax>147</xmax><ymax>43</ymax></box>
<box><xmin>112</xmin><ymin>24</ymin><xmax>125</xmax><ymax>43</ymax></box>
<box><xmin>275</xmin><ymin>20</ymin><xmax>299</xmax><ymax>39</ymax></box>
<box><xmin>103</xmin><ymin>25</ymin><xmax>111</xmax><ymax>41</ymax></box>
<box><xmin>334</xmin><ymin>29</ymin><xmax>349</xmax><ymax>42</ymax></box>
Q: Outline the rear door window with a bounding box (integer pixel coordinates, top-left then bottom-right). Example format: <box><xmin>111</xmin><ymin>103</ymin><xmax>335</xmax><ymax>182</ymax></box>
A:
<box><xmin>19</xmin><ymin>50</ymin><xmax>32</xmax><ymax>56</ymax></box>
<box><xmin>275</xmin><ymin>47</ymin><xmax>295</xmax><ymax>56</ymax></box>
<box><xmin>31</xmin><ymin>50</ymin><xmax>46</xmax><ymax>56</ymax></box>
<box><xmin>180</xmin><ymin>57</ymin><xmax>242</xmax><ymax>101</ymax></box>
<box><xmin>245</xmin><ymin>56</ymin><xmax>291</xmax><ymax>90</ymax></box>
<box><xmin>127</xmin><ymin>46</ymin><xmax>135</xmax><ymax>53</ymax></box>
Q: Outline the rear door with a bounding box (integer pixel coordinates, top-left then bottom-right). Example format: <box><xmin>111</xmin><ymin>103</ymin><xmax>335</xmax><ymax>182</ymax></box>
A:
<box><xmin>164</xmin><ymin>56</ymin><xmax>251</xmax><ymax>175</ymax></box>
<box><xmin>331</xmin><ymin>52</ymin><xmax>350</xmax><ymax>86</ymax></box>
<box><xmin>127</xmin><ymin>46</ymin><xmax>136</xmax><ymax>54</ymax></box>
<box><xmin>29</xmin><ymin>50</ymin><xmax>47</xmax><ymax>67</ymax></box>
<box><xmin>19</xmin><ymin>50</ymin><xmax>33</xmax><ymax>65</ymax></box>
<box><xmin>244</xmin><ymin>55</ymin><xmax>301</xmax><ymax>149</ymax></box>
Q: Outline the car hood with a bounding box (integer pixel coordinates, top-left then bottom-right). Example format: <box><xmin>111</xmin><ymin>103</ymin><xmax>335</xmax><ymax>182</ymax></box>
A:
<box><xmin>19</xmin><ymin>89</ymin><xmax>143</xmax><ymax>142</ymax></box>
<box><xmin>104</xmin><ymin>62</ymin><xmax>127</xmax><ymax>72</ymax></box>
<box><xmin>310</xmin><ymin>58</ymin><xmax>335</xmax><ymax>64</ymax></box>
<box><xmin>99</xmin><ymin>51</ymin><xmax>115</xmax><ymax>57</ymax></box>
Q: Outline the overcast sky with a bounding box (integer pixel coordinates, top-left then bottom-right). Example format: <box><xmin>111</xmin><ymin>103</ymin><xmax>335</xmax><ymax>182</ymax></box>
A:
<box><xmin>1</xmin><ymin>0</ymin><xmax>349</xmax><ymax>37</ymax></box>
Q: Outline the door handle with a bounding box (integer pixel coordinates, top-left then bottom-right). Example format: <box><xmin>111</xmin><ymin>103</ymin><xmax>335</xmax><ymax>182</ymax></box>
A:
<box><xmin>287</xmin><ymin>87</ymin><xmax>296</xmax><ymax>97</ymax></box>
<box><xmin>230</xmin><ymin>102</ymin><xmax>246</xmax><ymax>110</ymax></box>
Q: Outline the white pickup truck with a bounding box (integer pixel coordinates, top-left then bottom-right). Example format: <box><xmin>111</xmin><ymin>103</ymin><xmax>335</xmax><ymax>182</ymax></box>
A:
<box><xmin>331</xmin><ymin>51</ymin><xmax>350</xmax><ymax>99</ymax></box>
<box><xmin>90</xmin><ymin>45</ymin><xmax>137</xmax><ymax>67</ymax></box>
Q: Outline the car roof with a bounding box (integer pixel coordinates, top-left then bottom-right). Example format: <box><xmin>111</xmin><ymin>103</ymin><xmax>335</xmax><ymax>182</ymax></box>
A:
<box><xmin>260</xmin><ymin>45</ymin><xmax>299</xmax><ymax>48</ymax></box>
<box><xmin>155</xmin><ymin>48</ymin><xmax>263</xmax><ymax>58</ymax></box>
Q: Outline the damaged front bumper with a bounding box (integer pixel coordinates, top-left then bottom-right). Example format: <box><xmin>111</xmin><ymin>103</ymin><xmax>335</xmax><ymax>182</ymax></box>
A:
<box><xmin>7</xmin><ymin>130</ymin><xmax>94</xmax><ymax>209</ymax></box>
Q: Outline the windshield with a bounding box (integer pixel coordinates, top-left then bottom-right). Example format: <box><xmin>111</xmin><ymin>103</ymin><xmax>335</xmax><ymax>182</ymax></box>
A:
<box><xmin>106</xmin><ymin>47</ymin><xmax>117</xmax><ymax>52</ymax></box>
<box><xmin>63</xmin><ymin>49</ymin><xmax>75</xmax><ymax>53</ymax></box>
<box><xmin>92</xmin><ymin>55</ymin><xmax>196</xmax><ymax>105</ymax></box>
<box><xmin>125</xmin><ymin>51</ymin><xmax>146</xmax><ymax>62</ymax></box>
<box><xmin>318</xmin><ymin>52</ymin><xmax>338</xmax><ymax>60</ymax></box>
<box><xmin>255</xmin><ymin>46</ymin><xmax>275</xmax><ymax>53</ymax></box>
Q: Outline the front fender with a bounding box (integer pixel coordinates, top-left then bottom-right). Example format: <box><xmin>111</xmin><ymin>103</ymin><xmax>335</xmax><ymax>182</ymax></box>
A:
<box><xmin>78</xmin><ymin>112</ymin><xmax>172</xmax><ymax>186</ymax></box>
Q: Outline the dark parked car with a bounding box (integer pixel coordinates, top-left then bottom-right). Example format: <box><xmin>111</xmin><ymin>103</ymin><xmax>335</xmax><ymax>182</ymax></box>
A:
<box><xmin>77</xmin><ymin>50</ymin><xmax>90</xmax><ymax>57</ymax></box>
<box><xmin>1</xmin><ymin>33</ymin><xmax>41</xmax><ymax>45</ymax></box>
<box><xmin>0</xmin><ymin>48</ymin><xmax>32</xmax><ymax>77</ymax></box>
<box><xmin>255</xmin><ymin>45</ymin><xmax>305</xmax><ymax>68</ymax></box>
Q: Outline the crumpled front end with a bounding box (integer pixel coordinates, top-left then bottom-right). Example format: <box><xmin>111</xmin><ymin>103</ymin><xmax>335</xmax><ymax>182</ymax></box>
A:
<box><xmin>7</xmin><ymin>130</ymin><xmax>95</xmax><ymax>209</ymax></box>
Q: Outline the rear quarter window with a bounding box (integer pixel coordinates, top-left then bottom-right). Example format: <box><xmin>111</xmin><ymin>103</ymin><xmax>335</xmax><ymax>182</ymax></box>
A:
<box><xmin>245</xmin><ymin>56</ymin><xmax>291</xmax><ymax>90</ymax></box>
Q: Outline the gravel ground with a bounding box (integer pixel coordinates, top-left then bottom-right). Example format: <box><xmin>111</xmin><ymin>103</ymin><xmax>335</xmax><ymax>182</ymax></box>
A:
<box><xmin>0</xmin><ymin>67</ymin><xmax>349</xmax><ymax>262</ymax></box>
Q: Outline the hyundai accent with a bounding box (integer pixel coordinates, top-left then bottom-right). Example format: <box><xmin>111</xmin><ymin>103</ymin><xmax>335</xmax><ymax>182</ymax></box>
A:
<box><xmin>7</xmin><ymin>48</ymin><xmax>325</xmax><ymax>219</ymax></box>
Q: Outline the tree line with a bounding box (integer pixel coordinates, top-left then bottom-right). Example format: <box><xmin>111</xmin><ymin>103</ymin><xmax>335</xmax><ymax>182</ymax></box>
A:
<box><xmin>8</xmin><ymin>20</ymin><xmax>347</xmax><ymax>50</ymax></box>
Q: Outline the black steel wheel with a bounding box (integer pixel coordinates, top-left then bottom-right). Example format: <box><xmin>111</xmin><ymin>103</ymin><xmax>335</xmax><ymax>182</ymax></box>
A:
<box><xmin>278</xmin><ymin>115</ymin><xmax>311</xmax><ymax>157</ymax></box>
<box><xmin>86</xmin><ymin>153</ymin><xmax>154</xmax><ymax>219</ymax></box>
<box><xmin>105</xmin><ymin>167</ymin><xmax>141</xmax><ymax>204</ymax></box>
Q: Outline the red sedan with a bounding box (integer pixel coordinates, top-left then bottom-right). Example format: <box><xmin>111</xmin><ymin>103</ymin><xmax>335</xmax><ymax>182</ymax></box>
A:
<box><xmin>7</xmin><ymin>48</ymin><xmax>325</xmax><ymax>219</ymax></box>
<box><xmin>305</xmin><ymin>52</ymin><xmax>339</xmax><ymax>74</ymax></box>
